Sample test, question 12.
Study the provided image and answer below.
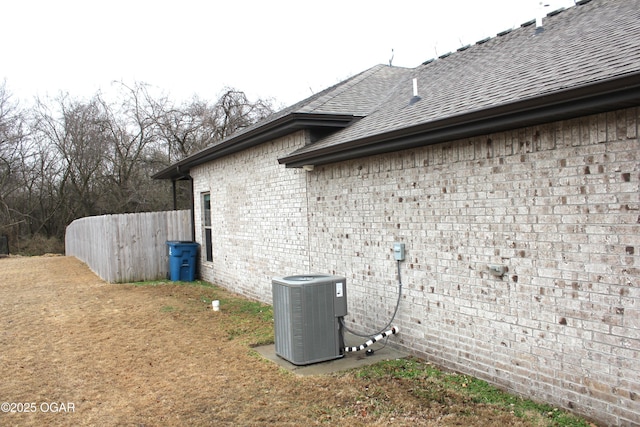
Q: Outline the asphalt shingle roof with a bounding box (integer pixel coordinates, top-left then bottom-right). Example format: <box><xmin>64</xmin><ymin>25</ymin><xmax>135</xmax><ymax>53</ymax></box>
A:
<box><xmin>152</xmin><ymin>64</ymin><xmax>411</xmax><ymax>179</ymax></box>
<box><xmin>294</xmin><ymin>64</ymin><xmax>413</xmax><ymax>116</ymax></box>
<box><xmin>155</xmin><ymin>0</ymin><xmax>640</xmax><ymax>178</ymax></box>
<box><xmin>225</xmin><ymin>63</ymin><xmax>412</xmax><ymax>138</ymax></box>
<box><xmin>285</xmin><ymin>0</ymin><xmax>640</xmax><ymax>160</ymax></box>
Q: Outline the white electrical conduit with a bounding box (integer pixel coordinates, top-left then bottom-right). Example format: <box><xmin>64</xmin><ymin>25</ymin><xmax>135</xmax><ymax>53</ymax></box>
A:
<box><xmin>344</xmin><ymin>326</ymin><xmax>399</xmax><ymax>352</ymax></box>
<box><xmin>340</xmin><ymin>260</ymin><xmax>404</xmax><ymax>339</ymax></box>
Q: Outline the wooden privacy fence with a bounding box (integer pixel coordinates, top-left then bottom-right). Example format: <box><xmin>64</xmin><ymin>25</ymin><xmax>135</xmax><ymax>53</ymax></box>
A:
<box><xmin>65</xmin><ymin>210</ymin><xmax>192</xmax><ymax>283</ymax></box>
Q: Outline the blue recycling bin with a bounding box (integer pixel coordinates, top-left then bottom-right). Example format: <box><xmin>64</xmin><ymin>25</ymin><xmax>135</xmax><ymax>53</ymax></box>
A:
<box><xmin>166</xmin><ymin>241</ymin><xmax>199</xmax><ymax>282</ymax></box>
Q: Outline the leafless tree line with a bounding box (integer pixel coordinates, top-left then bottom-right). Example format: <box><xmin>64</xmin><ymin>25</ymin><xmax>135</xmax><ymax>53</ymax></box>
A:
<box><xmin>0</xmin><ymin>81</ymin><xmax>275</xmax><ymax>254</ymax></box>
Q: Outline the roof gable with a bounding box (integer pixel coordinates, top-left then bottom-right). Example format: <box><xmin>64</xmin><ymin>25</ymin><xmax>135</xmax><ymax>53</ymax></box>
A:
<box><xmin>153</xmin><ymin>64</ymin><xmax>411</xmax><ymax>179</ymax></box>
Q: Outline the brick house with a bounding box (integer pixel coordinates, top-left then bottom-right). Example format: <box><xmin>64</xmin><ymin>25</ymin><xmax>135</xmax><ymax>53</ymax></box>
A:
<box><xmin>154</xmin><ymin>0</ymin><xmax>640</xmax><ymax>424</ymax></box>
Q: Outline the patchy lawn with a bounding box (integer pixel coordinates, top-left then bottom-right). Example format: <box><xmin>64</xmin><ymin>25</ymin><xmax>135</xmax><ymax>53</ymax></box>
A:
<box><xmin>0</xmin><ymin>256</ymin><xmax>592</xmax><ymax>426</ymax></box>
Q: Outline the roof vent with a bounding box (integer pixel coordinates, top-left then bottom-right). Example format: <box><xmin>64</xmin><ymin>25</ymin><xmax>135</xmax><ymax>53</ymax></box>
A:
<box><xmin>409</xmin><ymin>78</ymin><xmax>421</xmax><ymax>105</ymax></box>
<box><xmin>536</xmin><ymin>2</ymin><xmax>550</xmax><ymax>33</ymax></box>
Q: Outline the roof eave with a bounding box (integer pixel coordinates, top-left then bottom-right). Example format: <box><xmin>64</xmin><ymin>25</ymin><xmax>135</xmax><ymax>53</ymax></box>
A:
<box><xmin>280</xmin><ymin>72</ymin><xmax>640</xmax><ymax>168</ymax></box>
<box><xmin>152</xmin><ymin>112</ymin><xmax>358</xmax><ymax>180</ymax></box>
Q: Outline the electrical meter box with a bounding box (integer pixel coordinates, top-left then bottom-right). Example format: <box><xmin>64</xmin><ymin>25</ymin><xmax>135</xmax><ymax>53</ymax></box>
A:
<box><xmin>272</xmin><ymin>274</ymin><xmax>346</xmax><ymax>365</ymax></box>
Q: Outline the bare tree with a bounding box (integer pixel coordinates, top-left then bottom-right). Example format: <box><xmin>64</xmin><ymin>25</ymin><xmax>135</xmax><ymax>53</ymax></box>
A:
<box><xmin>33</xmin><ymin>94</ymin><xmax>110</xmax><ymax>221</ymax></box>
<box><xmin>99</xmin><ymin>82</ymin><xmax>160</xmax><ymax>213</ymax></box>
<box><xmin>150</xmin><ymin>87</ymin><xmax>275</xmax><ymax>163</ymax></box>
<box><xmin>0</xmin><ymin>81</ymin><xmax>278</xmax><ymax>254</ymax></box>
<box><xmin>212</xmin><ymin>88</ymin><xmax>274</xmax><ymax>141</ymax></box>
<box><xmin>146</xmin><ymin>87</ymin><xmax>275</xmax><ymax>211</ymax></box>
<box><xmin>0</xmin><ymin>82</ymin><xmax>31</xmax><ymax>243</ymax></box>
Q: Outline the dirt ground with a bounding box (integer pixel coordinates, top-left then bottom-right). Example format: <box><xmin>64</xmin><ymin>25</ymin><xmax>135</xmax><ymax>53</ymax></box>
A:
<box><xmin>0</xmin><ymin>256</ymin><xmax>558</xmax><ymax>426</ymax></box>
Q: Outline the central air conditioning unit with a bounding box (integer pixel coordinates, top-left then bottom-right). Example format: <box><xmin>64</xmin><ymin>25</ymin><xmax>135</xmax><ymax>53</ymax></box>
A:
<box><xmin>272</xmin><ymin>274</ymin><xmax>347</xmax><ymax>365</ymax></box>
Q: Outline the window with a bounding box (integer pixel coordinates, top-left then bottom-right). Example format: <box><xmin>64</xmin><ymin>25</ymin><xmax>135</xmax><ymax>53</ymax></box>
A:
<box><xmin>202</xmin><ymin>193</ymin><xmax>213</xmax><ymax>262</ymax></box>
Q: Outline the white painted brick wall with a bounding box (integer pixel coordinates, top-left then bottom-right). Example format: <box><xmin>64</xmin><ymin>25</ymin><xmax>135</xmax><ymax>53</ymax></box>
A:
<box><xmin>305</xmin><ymin>108</ymin><xmax>639</xmax><ymax>426</ymax></box>
<box><xmin>191</xmin><ymin>131</ymin><xmax>310</xmax><ymax>302</ymax></box>
<box><xmin>190</xmin><ymin>109</ymin><xmax>639</xmax><ymax>425</ymax></box>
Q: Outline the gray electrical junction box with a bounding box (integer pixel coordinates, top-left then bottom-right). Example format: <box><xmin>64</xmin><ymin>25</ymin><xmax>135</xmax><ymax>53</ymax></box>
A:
<box><xmin>393</xmin><ymin>242</ymin><xmax>405</xmax><ymax>261</ymax></box>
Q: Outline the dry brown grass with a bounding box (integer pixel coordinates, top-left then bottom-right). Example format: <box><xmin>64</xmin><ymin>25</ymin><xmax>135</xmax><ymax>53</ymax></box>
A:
<box><xmin>0</xmin><ymin>256</ymin><xmax>585</xmax><ymax>426</ymax></box>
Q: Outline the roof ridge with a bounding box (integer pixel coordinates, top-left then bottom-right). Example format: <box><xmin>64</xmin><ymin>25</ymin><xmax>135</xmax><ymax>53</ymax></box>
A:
<box><xmin>300</xmin><ymin>64</ymin><xmax>409</xmax><ymax>114</ymax></box>
<box><xmin>420</xmin><ymin>0</ymin><xmax>588</xmax><ymax>66</ymax></box>
<box><xmin>235</xmin><ymin>69</ymin><xmax>369</xmax><ymax>129</ymax></box>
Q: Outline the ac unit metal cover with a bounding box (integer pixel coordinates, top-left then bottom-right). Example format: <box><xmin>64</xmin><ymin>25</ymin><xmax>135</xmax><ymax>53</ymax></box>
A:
<box><xmin>272</xmin><ymin>274</ymin><xmax>346</xmax><ymax>365</ymax></box>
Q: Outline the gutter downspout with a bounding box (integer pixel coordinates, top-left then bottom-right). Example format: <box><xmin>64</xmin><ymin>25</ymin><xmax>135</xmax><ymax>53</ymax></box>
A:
<box><xmin>174</xmin><ymin>166</ymin><xmax>196</xmax><ymax>242</ymax></box>
<box><xmin>172</xmin><ymin>179</ymin><xmax>178</xmax><ymax>210</ymax></box>
<box><xmin>189</xmin><ymin>174</ymin><xmax>195</xmax><ymax>242</ymax></box>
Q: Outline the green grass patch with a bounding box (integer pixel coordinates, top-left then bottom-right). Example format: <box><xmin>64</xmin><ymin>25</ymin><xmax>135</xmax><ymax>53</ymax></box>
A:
<box><xmin>354</xmin><ymin>357</ymin><xmax>591</xmax><ymax>427</ymax></box>
<box><xmin>127</xmin><ymin>279</ymin><xmax>590</xmax><ymax>426</ymax></box>
<box><xmin>220</xmin><ymin>298</ymin><xmax>274</xmax><ymax>346</ymax></box>
<box><xmin>127</xmin><ymin>279</ymin><xmax>214</xmax><ymax>287</ymax></box>
<box><xmin>128</xmin><ymin>278</ymin><xmax>274</xmax><ymax>346</ymax></box>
